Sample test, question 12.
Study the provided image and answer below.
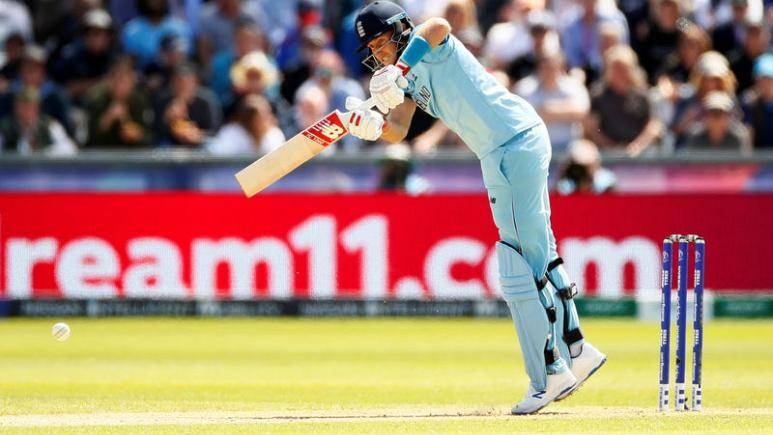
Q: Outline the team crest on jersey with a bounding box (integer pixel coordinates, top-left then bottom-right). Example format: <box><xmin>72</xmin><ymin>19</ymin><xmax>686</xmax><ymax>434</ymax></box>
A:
<box><xmin>303</xmin><ymin>112</ymin><xmax>348</xmax><ymax>146</ymax></box>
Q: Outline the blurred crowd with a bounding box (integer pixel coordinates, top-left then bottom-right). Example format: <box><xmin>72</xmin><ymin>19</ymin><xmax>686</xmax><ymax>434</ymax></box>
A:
<box><xmin>0</xmin><ymin>0</ymin><xmax>771</xmax><ymax>180</ymax></box>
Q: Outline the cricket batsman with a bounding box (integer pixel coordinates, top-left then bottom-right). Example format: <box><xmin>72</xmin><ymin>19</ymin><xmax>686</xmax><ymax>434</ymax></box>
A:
<box><xmin>346</xmin><ymin>1</ymin><xmax>607</xmax><ymax>414</ymax></box>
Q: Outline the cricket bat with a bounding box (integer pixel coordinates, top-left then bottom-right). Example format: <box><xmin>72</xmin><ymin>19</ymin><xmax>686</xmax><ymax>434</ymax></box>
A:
<box><xmin>235</xmin><ymin>97</ymin><xmax>375</xmax><ymax>197</ymax></box>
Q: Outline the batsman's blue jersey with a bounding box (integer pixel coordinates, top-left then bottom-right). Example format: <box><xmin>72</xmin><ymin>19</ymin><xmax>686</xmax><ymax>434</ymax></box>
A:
<box><xmin>400</xmin><ymin>27</ymin><xmax>583</xmax><ymax>392</ymax></box>
<box><xmin>403</xmin><ymin>30</ymin><xmax>542</xmax><ymax>159</ymax></box>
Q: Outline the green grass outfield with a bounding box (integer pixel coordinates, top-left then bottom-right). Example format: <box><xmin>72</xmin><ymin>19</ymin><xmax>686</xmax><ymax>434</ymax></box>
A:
<box><xmin>0</xmin><ymin>318</ymin><xmax>771</xmax><ymax>433</ymax></box>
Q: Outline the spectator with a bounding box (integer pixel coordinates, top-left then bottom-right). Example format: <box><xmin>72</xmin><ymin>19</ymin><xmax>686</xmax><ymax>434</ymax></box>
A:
<box><xmin>296</xmin><ymin>49</ymin><xmax>364</xmax><ymax>116</ymax></box>
<box><xmin>712</xmin><ymin>0</ymin><xmax>752</xmax><ymax>56</ymax></box>
<box><xmin>232</xmin><ymin>51</ymin><xmax>279</xmax><ymax>98</ymax></box>
<box><xmin>278</xmin><ymin>25</ymin><xmax>329</xmax><ymax>105</ymax></box>
<box><xmin>196</xmin><ymin>0</ymin><xmax>263</xmax><ymax>76</ymax></box>
<box><xmin>444</xmin><ymin>0</ymin><xmax>484</xmax><ymax>56</ymax></box>
<box><xmin>209</xmin><ymin>22</ymin><xmax>268</xmax><ymax>112</ymax></box>
<box><xmin>321</xmin><ymin>0</ymin><xmax>359</xmax><ymax>49</ymax></box>
<box><xmin>742</xmin><ymin>53</ymin><xmax>773</xmax><ymax>148</ymax></box>
<box><xmin>154</xmin><ymin>64</ymin><xmax>222</xmax><ymax>147</ymax></box>
<box><xmin>231</xmin><ymin>50</ymin><xmax>294</xmax><ymax>136</ymax></box>
<box><xmin>293</xmin><ymin>80</ymin><xmax>327</xmax><ymax>129</ymax></box>
<box><xmin>84</xmin><ymin>56</ymin><xmax>153</xmax><ymax>148</ymax></box>
<box><xmin>109</xmin><ymin>0</ymin><xmax>141</xmax><ymax>29</ymax></box>
<box><xmin>206</xmin><ymin>94</ymin><xmax>285</xmax><ymax>155</ymax></box>
<box><xmin>549</xmin><ymin>0</ymin><xmax>581</xmax><ymax>27</ymax></box>
<box><xmin>403</xmin><ymin>0</ymin><xmax>452</xmax><ymax>23</ymax></box>
<box><xmin>275</xmin><ymin>0</ymin><xmax>325</xmax><ymax>73</ymax></box>
<box><xmin>50</xmin><ymin>9</ymin><xmax>116</xmax><ymax>103</ymax></box>
<box><xmin>672</xmin><ymin>51</ymin><xmax>741</xmax><ymax>144</ymax></box>
<box><xmin>711</xmin><ymin>0</ymin><xmax>765</xmax><ymax>28</ymax></box>
<box><xmin>0</xmin><ymin>46</ymin><xmax>75</xmax><ymax>137</ymax></box>
<box><xmin>728</xmin><ymin>18</ymin><xmax>771</xmax><ymax>94</ymax></box>
<box><xmin>482</xmin><ymin>0</ymin><xmax>534</xmax><ymax>71</ymax></box>
<box><xmin>516</xmin><ymin>50</ymin><xmax>590</xmax><ymax>152</ymax></box>
<box><xmin>597</xmin><ymin>20</ymin><xmax>626</xmax><ymax>58</ymax></box>
<box><xmin>293</xmin><ymin>84</ymin><xmax>335</xmax><ymax>153</ymax></box>
<box><xmin>656</xmin><ymin>20</ymin><xmax>711</xmax><ymax>85</ymax></box>
<box><xmin>507</xmin><ymin>10</ymin><xmax>561</xmax><ymax>83</ymax></box>
<box><xmin>683</xmin><ymin>0</ymin><xmax>715</xmax><ymax>29</ymax></box>
<box><xmin>121</xmin><ymin>0</ymin><xmax>193</xmax><ymax>68</ymax></box>
<box><xmin>0</xmin><ymin>86</ymin><xmax>76</xmax><ymax>155</ymax></box>
<box><xmin>251</xmin><ymin>0</ymin><xmax>307</xmax><ymax>49</ymax></box>
<box><xmin>378</xmin><ymin>142</ymin><xmax>413</xmax><ymax>190</ymax></box>
<box><xmin>143</xmin><ymin>34</ymin><xmax>190</xmax><ymax>94</ymax></box>
<box><xmin>0</xmin><ymin>33</ymin><xmax>25</xmax><ymax>89</ymax></box>
<box><xmin>295</xmin><ymin>49</ymin><xmax>364</xmax><ymax>151</ymax></box>
<box><xmin>684</xmin><ymin>90</ymin><xmax>751</xmax><ymax>152</ymax></box>
<box><xmin>477</xmin><ymin>0</ymin><xmax>512</xmax><ymax>33</ymax></box>
<box><xmin>377</xmin><ymin>142</ymin><xmax>431</xmax><ymax>194</ymax></box>
<box><xmin>650</xmin><ymin>24</ymin><xmax>710</xmax><ymax>143</ymax></box>
<box><xmin>0</xmin><ymin>0</ymin><xmax>32</xmax><ymax>45</ymax></box>
<box><xmin>584</xmin><ymin>44</ymin><xmax>663</xmax><ymax>156</ymax></box>
<box><xmin>618</xmin><ymin>0</ymin><xmax>650</xmax><ymax>42</ymax></box>
<box><xmin>35</xmin><ymin>0</ymin><xmax>103</xmax><ymax>65</ymax></box>
<box><xmin>561</xmin><ymin>0</ymin><xmax>630</xmax><ymax>85</ymax></box>
<box><xmin>555</xmin><ymin>139</ymin><xmax>616</xmax><ymax>194</ymax></box>
<box><xmin>637</xmin><ymin>0</ymin><xmax>685</xmax><ymax>84</ymax></box>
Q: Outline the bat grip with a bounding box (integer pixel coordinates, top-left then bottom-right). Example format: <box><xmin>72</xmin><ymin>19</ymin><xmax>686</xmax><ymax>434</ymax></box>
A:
<box><xmin>349</xmin><ymin>72</ymin><xmax>409</xmax><ymax>112</ymax></box>
<box><xmin>359</xmin><ymin>97</ymin><xmax>376</xmax><ymax>111</ymax></box>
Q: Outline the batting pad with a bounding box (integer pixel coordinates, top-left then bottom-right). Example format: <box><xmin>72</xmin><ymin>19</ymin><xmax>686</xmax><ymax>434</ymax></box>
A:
<box><xmin>497</xmin><ymin>241</ymin><xmax>553</xmax><ymax>391</ymax></box>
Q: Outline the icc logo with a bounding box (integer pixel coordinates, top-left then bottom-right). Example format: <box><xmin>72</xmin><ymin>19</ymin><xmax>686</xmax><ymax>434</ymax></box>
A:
<box><xmin>662</xmin><ymin>250</ymin><xmax>669</xmax><ymax>263</ymax></box>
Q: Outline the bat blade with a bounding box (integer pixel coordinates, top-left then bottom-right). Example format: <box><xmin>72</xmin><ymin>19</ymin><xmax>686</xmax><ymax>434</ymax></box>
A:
<box><xmin>235</xmin><ymin>110</ymin><xmax>349</xmax><ymax>197</ymax></box>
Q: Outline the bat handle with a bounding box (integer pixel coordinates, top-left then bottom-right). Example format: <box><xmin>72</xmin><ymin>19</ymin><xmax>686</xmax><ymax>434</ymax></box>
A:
<box><xmin>344</xmin><ymin>96</ymin><xmax>378</xmax><ymax>114</ymax></box>
<box><xmin>360</xmin><ymin>97</ymin><xmax>376</xmax><ymax>111</ymax></box>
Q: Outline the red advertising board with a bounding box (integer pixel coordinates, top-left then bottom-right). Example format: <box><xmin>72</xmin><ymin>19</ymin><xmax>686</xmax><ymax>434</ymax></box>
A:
<box><xmin>0</xmin><ymin>193</ymin><xmax>771</xmax><ymax>299</ymax></box>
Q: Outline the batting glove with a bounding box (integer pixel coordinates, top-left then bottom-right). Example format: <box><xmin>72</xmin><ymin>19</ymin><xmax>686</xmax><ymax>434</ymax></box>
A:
<box><xmin>345</xmin><ymin>97</ymin><xmax>384</xmax><ymax>141</ymax></box>
<box><xmin>370</xmin><ymin>65</ymin><xmax>405</xmax><ymax>113</ymax></box>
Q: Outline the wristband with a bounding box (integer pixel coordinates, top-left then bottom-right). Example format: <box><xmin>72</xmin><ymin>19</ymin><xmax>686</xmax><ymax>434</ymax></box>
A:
<box><xmin>397</xmin><ymin>35</ymin><xmax>431</xmax><ymax>70</ymax></box>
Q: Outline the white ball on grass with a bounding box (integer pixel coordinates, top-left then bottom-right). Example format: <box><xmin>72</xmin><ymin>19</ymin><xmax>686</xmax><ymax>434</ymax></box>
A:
<box><xmin>52</xmin><ymin>322</ymin><xmax>71</xmax><ymax>342</ymax></box>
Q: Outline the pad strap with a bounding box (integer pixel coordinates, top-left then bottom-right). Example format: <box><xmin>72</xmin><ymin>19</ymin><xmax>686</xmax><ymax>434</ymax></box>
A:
<box><xmin>547</xmin><ymin>257</ymin><xmax>564</xmax><ymax>272</ymax></box>
<box><xmin>545</xmin><ymin>306</ymin><xmax>556</xmax><ymax>323</ymax></box>
<box><xmin>564</xmin><ymin>328</ymin><xmax>584</xmax><ymax>346</ymax></box>
<box><xmin>544</xmin><ymin>345</ymin><xmax>558</xmax><ymax>365</ymax></box>
<box><xmin>545</xmin><ymin>256</ymin><xmax>583</xmax><ymax>345</ymax></box>
<box><xmin>557</xmin><ymin>283</ymin><xmax>578</xmax><ymax>300</ymax></box>
<box><xmin>546</xmin><ymin>257</ymin><xmax>576</xmax><ymax>299</ymax></box>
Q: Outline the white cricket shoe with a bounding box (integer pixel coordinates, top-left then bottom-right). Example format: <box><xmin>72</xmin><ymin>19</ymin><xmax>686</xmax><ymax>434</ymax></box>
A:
<box><xmin>555</xmin><ymin>342</ymin><xmax>607</xmax><ymax>401</ymax></box>
<box><xmin>511</xmin><ymin>369</ymin><xmax>577</xmax><ymax>415</ymax></box>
